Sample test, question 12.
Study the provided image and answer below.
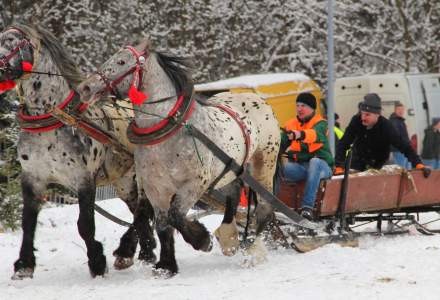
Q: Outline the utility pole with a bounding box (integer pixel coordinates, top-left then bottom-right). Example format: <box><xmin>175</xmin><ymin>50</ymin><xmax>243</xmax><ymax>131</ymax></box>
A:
<box><xmin>327</xmin><ymin>0</ymin><xmax>335</xmax><ymax>155</ymax></box>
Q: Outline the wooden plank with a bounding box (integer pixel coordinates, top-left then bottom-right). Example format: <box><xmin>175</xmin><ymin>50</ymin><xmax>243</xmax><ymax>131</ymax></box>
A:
<box><xmin>277</xmin><ymin>170</ymin><xmax>440</xmax><ymax>217</ymax></box>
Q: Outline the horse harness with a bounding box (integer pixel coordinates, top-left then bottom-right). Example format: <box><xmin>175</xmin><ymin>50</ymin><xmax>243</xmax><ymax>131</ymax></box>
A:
<box><xmin>2</xmin><ymin>29</ymin><xmax>132</xmax><ymax>158</ymax></box>
<box><xmin>96</xmin><ymin>45</ymin><xmax>252</xmax><ymax>164</ymax></box>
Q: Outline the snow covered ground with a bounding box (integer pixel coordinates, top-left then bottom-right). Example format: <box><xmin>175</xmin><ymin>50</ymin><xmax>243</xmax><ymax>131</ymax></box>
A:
<box><xmin>2</xmin><ymin>199</ymin><xmax>440</xmax><ymax>300</ymax></box>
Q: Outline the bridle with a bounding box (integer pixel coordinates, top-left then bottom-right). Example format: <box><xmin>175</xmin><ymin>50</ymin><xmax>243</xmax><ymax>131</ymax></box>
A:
<box><xmin>96</xmin><ymin>46</ymin><xmax>147</xmax><ymax>101</ymax></box>
<box><xmin>0</xmin><ymin>28</ymin><xmax>35</xmax><ymax>81</ymax></box>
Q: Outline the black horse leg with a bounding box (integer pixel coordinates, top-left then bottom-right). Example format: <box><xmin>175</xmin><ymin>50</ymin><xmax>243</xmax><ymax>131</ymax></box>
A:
<box><xmin>12</xmin><ymin>177</ymin><xmax>44</xmax><ymax>279</ymax></box>
<box><xmin>77</xmin><ymin>182</ymin><xmax>106</xmax><ymax>277</ymax></box>
<box><xmin>168</xmin><ymin>194</ymin><xmax>212</xmax><ymax>252</ymax></box>
<box><xmin>154</xmin><ymin>213</ymin><xmax>177</xmax><ymax>276</ymax></box>
<box><xmin>113</xmin><ymin>225</ymin><xmax>138</xmax><ymax>270</ymax></box>
<box><xmin>113</xmin><ymin>177</ymin><xmax>156</xmax><ymax>267</ymax></box>
<box><xmin>134</xmin><ymin>198</ymin><xmax>156</xmax><ymax>263</ymax></box>
<box><xmin>115</xmin><ymin>198</ymin><xmax>157</xmax><ymax>265</ymax></box>
<box><xmin>219</xmin><ymin>179</ymin><xmax>241</xmax><ymax>225</ymax></box>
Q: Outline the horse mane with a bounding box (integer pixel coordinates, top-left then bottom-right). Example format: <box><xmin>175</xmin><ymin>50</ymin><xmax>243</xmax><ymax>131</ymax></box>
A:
<box><xmin>10</xmin><ymin>23</ymin><xmax>84</xmax><ymax>88</ymax></box>
<box><xmin>154</xmin><ymin>51</ymin><xmax>194</xmax><ymax>96</ymax></box>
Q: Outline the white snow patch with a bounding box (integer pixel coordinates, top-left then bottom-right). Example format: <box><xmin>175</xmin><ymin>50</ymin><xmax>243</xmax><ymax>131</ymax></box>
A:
<box><xmin>2</xmin><ymin>198</ymin><xmax>440</xmax><ymax>299</ymax></box>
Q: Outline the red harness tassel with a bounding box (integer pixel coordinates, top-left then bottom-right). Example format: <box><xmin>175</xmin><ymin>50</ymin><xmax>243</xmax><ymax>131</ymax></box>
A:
<box><xmin>128</xmin><ymin>84</ymin><xmax>148</xmax><ymax>106</ymax></box>
<box><xmin>0</xmin><ymin>80</ymin><xmax>16</xmax><ymax>94</ymax></box>
<box><xmin>22</xmin><ymin>61</ymin><xmax>33</xmax><ymax>72</ymax></box>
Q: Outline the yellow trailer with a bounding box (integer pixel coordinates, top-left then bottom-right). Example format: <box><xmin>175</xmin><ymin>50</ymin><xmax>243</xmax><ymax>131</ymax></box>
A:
<box><xmin>195</xmin><ymin>73</ymin><xmax>323</xmax><ymax>126</ymax></box>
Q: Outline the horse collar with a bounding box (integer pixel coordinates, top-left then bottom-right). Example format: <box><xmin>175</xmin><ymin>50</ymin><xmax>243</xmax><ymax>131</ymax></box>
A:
<box><xmin>127</xmin><ymin>93</ymin><xmax>196</xmax><ymax>145</ymax></box>
<box><xmin>17</xmin><ymin>90</ymin><xmax>88</xmax><ymax>133</ymax></box>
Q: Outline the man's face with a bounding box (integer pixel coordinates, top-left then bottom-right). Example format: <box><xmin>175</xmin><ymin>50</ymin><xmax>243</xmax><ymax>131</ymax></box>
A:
<box><xmin>395</xmin><ymin>105</ymin><xmax>405</xmax><ymax>118</ymax></box>
<box><xmin>296</xmin><ymin>103</ymin><xmax>314</xmax><ymax>120</ymax></box>
<box><xmin>360</xmin><ymin>111</ymin><xmax>380</xmax><ymax>128</ymax></box>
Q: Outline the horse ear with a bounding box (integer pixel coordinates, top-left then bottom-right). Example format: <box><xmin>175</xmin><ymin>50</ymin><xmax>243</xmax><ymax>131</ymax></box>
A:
<box><xmin>136</xmin><ymin>39</ymin><xmax>150</xmax><ymax>53</ymax></box>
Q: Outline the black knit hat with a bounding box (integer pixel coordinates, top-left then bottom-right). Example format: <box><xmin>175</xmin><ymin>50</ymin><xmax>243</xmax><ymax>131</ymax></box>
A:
<box><xmin>296</xmin><ymin>93</ymin><xmax>316</xmax><ymax>110</ymax></box>
<box><xmin>432</xmin><ymin>117</ymin><xmax>440</xmax><ymax>126</ymax></box>
<box><xmin>359</xmin><ymin>93</ymin><xmax>381</xmax><ymax>114</ymax></box>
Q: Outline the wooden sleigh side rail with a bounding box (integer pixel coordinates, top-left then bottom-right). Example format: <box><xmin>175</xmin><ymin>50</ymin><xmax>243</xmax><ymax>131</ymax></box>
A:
<box><xmin>276</xmin><ymin>169</ymin><xmax>440</xmax><ymax>218</ymax></box>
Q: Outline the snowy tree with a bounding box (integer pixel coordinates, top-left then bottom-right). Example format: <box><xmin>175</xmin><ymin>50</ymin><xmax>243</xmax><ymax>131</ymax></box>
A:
<box><xmin>1</xmin><ymin>0</ymin><xmax>440</xmax><ymax>229</ymax></box>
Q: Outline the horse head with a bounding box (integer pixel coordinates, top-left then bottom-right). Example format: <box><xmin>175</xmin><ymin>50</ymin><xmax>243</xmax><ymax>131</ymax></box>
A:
<box><xmin>78</xmin><ymin>40</ymin><xmax>150</xmax><ymax>106</ymax></box>
<box><xmin>0</xmin><ymin>26</ymin><xmax>36</xmax><ymax>93</ymax></box>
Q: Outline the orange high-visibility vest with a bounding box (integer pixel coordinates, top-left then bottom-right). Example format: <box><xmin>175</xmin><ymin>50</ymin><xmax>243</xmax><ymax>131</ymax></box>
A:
<box><xmin>285</xmin><ymin>115</ymin><xmax>325</xmax><ymax>153</ymax></box>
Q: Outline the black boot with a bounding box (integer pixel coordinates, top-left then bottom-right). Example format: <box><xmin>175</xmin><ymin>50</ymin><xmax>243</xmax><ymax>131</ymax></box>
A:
<box><xmin>300</xmin><ymin>207</ymin><xmax>314</xmax><ymax>221</ymax></box>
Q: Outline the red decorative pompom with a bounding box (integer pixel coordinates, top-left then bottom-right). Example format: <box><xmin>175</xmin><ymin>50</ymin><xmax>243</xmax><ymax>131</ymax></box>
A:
<box><xmin>0</xmin><ymin>80</ymin><xmax>16</xmax><ymax>94</ymax></box>
<box><xmin>128</xmin><ymin>84</ymin><xmax>148</xmax><ymax>106</ymax></box>
<box><xmin>22</xmin><ymin>61</ymin><xmax>33</xmax><ymax>72</ymax></box>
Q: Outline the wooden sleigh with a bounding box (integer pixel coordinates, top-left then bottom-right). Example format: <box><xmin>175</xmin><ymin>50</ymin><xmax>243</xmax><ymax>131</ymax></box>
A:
<box><xmin>273</xmin><ymin>166</ymin><xmax>440</xmax><ymax>252</ymax></box>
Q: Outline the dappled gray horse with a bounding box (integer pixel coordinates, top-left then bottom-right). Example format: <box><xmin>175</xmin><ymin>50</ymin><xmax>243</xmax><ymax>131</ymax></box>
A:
<box><xmin>78</xmin><ymin>40</ymin><xmax>281</xmax><ymax>275</ymax></box>
<box><xmin>0</xmin><ymin>24</ymin><xmax>156</xmax><ymax>279</ymax></box>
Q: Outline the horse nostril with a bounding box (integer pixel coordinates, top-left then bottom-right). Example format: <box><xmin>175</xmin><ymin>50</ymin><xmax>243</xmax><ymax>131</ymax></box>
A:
<box><xmin>82</xmin><ymin>84</ymin><xmax>91</xmax><ymax>94</ymax></box>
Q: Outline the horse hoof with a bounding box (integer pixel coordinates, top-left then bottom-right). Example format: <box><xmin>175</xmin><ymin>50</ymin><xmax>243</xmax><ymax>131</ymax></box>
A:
<box><xmin>200</xmin><ymin>235</ymin><xmax>213</xmax><ymax>252</ymax></box>
<box><xmin>90</xmin><ymin>265</ymin><xmax>109</xmax><ymax>278</ymax></box>
<box><xmin>214</xmin><ymin>222</ymin><xmax>239</xmax><ymax>256</ymax></box>
<box><xmin>138</xmin><ymin>251</ymin><xmax>157</xmax><ymax>264</ymax></box>
<box><xmin>152</xmin><ymin>267</ymin><xmax>177</xmax><ymax>279</ymax></box>
<box><xmin>11</xmin><ymin>268</ymin><xmax>34</xmax><ymax>280</ymax></box>
<box><xmin>114</xmin><ymin>256</ymin><xmax>134</xmax><ymax>270</ymax></box>
<box><xmin>88</xmin><ymin>254</ymin><xmax>108</xmax><ymax>278</ymax></box>
<box><xmin>153</xmin><ymin>261</ymin><xmax>178</xmax><ymax>278</ymax></box>
<box><xmin>241</xmin><ymin>237</ymin><xmax>268</xmax><ymax>268</ymax></box>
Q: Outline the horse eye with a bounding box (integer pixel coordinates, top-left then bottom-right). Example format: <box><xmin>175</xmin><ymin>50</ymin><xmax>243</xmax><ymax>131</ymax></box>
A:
<box><xmin>117</xmin><ymin>60</ymin><xmax>126</xmax><ymax>66</ymax></box>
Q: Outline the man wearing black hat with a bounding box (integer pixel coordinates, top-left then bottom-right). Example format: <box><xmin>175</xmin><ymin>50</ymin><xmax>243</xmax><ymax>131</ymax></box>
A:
<box><xmin>334</xmin><ymin>93</ymin><xmax>430</xmax><ymax>177</ymax></box>
<box><xmin>280</xmin><ymin>92</ymin><xmax>334</xmax><ymax>221</ymax></box>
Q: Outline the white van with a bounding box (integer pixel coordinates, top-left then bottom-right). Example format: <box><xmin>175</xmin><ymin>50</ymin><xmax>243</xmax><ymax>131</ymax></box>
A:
<box><xmin>334</xmin><ymin>73</ymin><xmax>440</xmax><ymax>154</ymax></box>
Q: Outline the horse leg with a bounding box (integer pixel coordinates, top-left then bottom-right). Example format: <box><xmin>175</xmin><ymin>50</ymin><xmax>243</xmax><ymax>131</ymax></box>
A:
<box><xmin>76</xmin><ymin>181</ymin><xmax>107</xmax><ymax>277</ymax></box>
<box><xmin>214</xmin><ymin>180</ymin><xmax>241</xmax><ymax>256</ymax></box>
<box><xmin>113</xmin><ymin>175</ymin><xmax>156</xmax><ymax>269</ymax></box>
<box><xmin>133</xmin><ymin>197</ymin><xmax>156</xmax><ymax>263</ymax></box>
<box><xmin>241</xmin><ymin>150</ymin><xmax>277</xmax><ymax>265</ymax></box>
<box><xmin>12</xmin><ymin>177</ymin><xmax>44</xmax><ymax>280</ymax></box>
<box><xmin>153</xmin><ymin>212</ymin><xmax>177</xmax><ymax>276</ymax></box>
<box><xmin>168</xmin><ymin>194</ymin><xmax>212</xmax><ymax>252</ymax></box>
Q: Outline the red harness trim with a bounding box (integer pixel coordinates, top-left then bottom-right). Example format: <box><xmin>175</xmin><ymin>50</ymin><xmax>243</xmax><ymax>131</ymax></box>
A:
<box><xmin>128</xmin><ymin>94</ymin><xmax>196</xmax><ymax>146</ymax></box>
<box><xmin>18</xmin><ymin>90</ymin><xmax>75</xmax><ymax>121</ymax></box>
<box><xmin>132</xmin><ymin>95</ymin><xmax>185</xmax><ymax>135</ymax></box>
<box><xmin>142</xmin><ymin>99</ymin><xmax>196</xmax><ymax>146</ymax></box>
<box><xmin>213</xmin><ymin>104</ymin><xmax>251</xmax><ymax>163</ymax></box>
<box><xmin>18</xmin><ymin>90</ymin><xmax>89</xmax><ymax>133</ymax></box>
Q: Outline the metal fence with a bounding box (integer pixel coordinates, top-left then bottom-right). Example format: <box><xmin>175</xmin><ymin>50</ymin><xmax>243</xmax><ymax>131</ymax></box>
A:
<box><xmin>47</xmin><ymin>185</ymin><xmax>118</xmax><ymax>205</ymax></box>
<box><xmin>95</xmin><ymin>185</ymin><xmax>118</xmax><ymax>201</ymax></box>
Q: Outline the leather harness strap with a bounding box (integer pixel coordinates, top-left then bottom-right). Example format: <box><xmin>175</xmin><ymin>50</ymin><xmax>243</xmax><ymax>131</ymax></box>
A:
<box><xmin>17</xmin><ymin>90</ymin><xmax>88</xmax><ymax>133</ymax></box>
<box><xmin>126</xmin><ymin>93</ymin><xmax>196</xmax><ymax>145</ymax></box>
<box><xmin>212</xmin><ymin>103</ymin><xmax>251</xmax><ymax>164</ymax></box>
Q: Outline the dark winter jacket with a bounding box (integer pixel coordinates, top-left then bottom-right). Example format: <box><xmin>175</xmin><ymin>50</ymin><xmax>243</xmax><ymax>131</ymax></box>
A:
<box><xmin>389</xmin><ymin>113</ymin><xmax>410</xmax><ymax>152</ymax></box>
<box><xmin>335</xmin><ymin>114</ymin><xmax>422</xmax><ymax>171</ymax></box>
<box><xmin>421</xmin><ymin>127</ymin><xmax>440</xmax><ymax>160</ymax></box>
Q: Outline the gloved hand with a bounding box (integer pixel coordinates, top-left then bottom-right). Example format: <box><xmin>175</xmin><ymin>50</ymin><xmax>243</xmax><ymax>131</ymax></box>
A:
<box><xmin>416</xmin><ymin>164</ymin><xmax>431</xmax><ymax>178</ymax></box>
<box><xmin>287</xmin><ymin>130</ymin><xmax>301</xmax><ymax>141</ymax></box>
<box><xmin>333</xmin><ymin>166</ymin><xmax>345</xmax><ymax>175</ymax></box>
